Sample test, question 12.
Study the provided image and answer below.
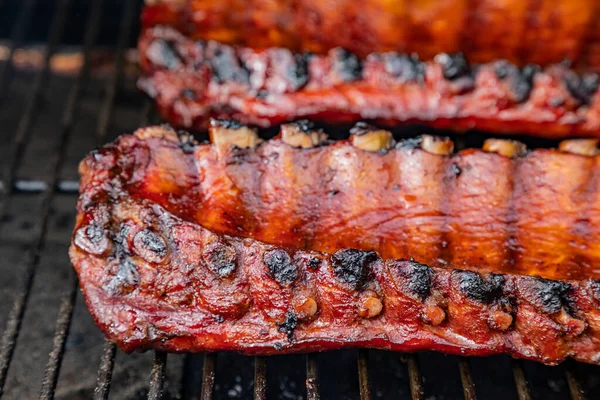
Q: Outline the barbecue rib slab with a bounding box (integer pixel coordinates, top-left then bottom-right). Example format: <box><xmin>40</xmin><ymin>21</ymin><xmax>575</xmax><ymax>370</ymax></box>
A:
<box><xmin>138</xmin><ymin>26</ymin><xmax>600</xmax><ymax>138</ymax></box>
<box><xmin>70</xmin><ymin>124</ymin><xmax>600</xmax><ymax>364</ymax></box>
<box><xmin>141</xmin><ymin>0</ymin><xmax>600</xmax><ymax>70</ymax></box>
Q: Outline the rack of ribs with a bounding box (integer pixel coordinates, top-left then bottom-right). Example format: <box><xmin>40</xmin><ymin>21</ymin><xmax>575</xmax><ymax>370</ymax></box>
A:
<box><xmin>138</xmin><ymin>26</ymin><xmax>600</xmax><ymax>138</ymax></box>
<box><xmin>70</xmin><ymin>121</ymin><xmax>600</xmax><ymax>364</ymax></box>
<box><xmin>141</xmin><ymin>0</ymin><xmax>600</xmax><ymax>70</ymax></box>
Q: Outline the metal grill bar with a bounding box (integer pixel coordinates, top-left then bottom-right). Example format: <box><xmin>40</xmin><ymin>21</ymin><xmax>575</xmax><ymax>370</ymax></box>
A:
<box><xmin>38</xmin><ymin>2</ymin><xmax>104</xmax><ymax>397</ymax></box>
<box><xmin>93</xmin><ymin>341</ymin><xmax>117</xmax><ymax>400</ymax></box>
<box><xmin>0</xmin><ymin>0</ymin><xmax>72</xmax><ymax>392</ymax></box>
<box><xmin>458</xmin><ymin>357</ymin><xmax>477</xmax><ymax>400</ymax></box>
<box><xmin>566</xmin><ymin>365</ymin><xmax>585</xmax><ymax>400</ymax></box>
<box><xmin>0</xmin><ymin>0</ymin><xmax>36</xmax><ymax>95</ymax></box>
<box><xmin>358</xmin><ymin>350</ymin><xmax>371</xmax><ymax>400</ymax></box>
<box><xmin>406</xmin><ymin>354</ymin><xmax>424</xmax><ymax>400</ymax></box>
<box><xmin>254</xmin><ymin>356</ymin><xmax>267</xmax><ymax>400</ymax></box>
<box><xmin>512</xmin><ymin>360</ymin><xmax>531</xmax><ymax>400</ymax></box>
<box><xmin>1</xmin><ymin>179</ymin><xmax>80</xmax><ymax>194</ymax></box>
<box><xmin>306</xmin><ymin>353</ymin><xmax>319</xmax><ymax>400</ymax></box>
<box><xmin>148</xmin><ymin>352</ymin><xmax>167</xmax><ymax>400</ymax></box>
<box><xmin>201</xmin><ymin>354</ymin><xmax>216</xmax><ymax>400</ymax></box>
<box><xmin>39</xmin><ymin>271</ymin><xmax>78</xmax><ymax>400</ymax></box>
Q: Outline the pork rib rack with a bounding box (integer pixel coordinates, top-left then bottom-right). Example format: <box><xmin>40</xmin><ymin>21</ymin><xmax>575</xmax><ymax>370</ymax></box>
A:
<box><xmin>141</xmin><ymin>0</ymin><xmax>600</xmax><ymax>70</ymax></box>
<box><xmin>139</xmin><ymin>26</ymin><xmax>600</xmax><ymax>138</ymax></box>
<box><xmin>70</xmin><ymin>122</ymin><xmax>600</xmax><ymax>364</ymax></box>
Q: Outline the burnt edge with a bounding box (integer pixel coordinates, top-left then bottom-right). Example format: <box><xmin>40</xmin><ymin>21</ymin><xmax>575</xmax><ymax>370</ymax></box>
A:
<box><xmin>70</xmin><ymin>126</ymin><xmax>600</xmax><ymax>363</ymax></box>
<box><xmin>331</xmin><ymin>249</ymin><xmax>378</xmax><ymax>289</ymax></box>
<box><xmin>144</xmin><ymin>29</ymin><xmax>600</xmax><ymax>112</ymax></box>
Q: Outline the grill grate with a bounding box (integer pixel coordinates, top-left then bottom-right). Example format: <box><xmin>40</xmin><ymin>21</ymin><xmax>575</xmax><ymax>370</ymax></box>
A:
<box><xmin>0</xmin><ymin>1</ymin><xmax>597</xmax><ymax>399</ymax></box>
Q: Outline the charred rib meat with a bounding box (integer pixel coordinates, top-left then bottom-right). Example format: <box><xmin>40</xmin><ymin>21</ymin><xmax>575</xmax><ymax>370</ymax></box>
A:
<box><xmin>139</xmin><ymin>27</ymin><xmax>600</xmax><ymax>138</ymax></box>
<box><xmin>70</xmin><ymin>124</ymin><xmax>600</xmax><ymax>364</ymax></box>
<box><xmin>142</xmin><ymin>0</ymin><xmax>600</xmax><ymax>70</ymax></box>
<box><xmin>72</xmin><ymin>122</ymin><xmax>600</xmax><ymax>281</ymax></box>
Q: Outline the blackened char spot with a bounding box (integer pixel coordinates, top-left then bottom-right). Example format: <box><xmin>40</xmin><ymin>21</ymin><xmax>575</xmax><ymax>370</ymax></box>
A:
<box><xmin>113</xmin><ymin>223</ymin><xmax>131</xmax><ymax>254</ymax></box>
<box><xmin>383</xmin><ymin>53</ymin><xmax>425</xmax><ymax>83</ymax></box>
<box><xmin>591</xmin><ymin>280</ymin><xmax>600</xmax><ymax>302</ymax></box>
<box><xmin>452</xmin><ymin>163</ymin><xmax>461</xmax><ymax>176</ymax></box>
<box><xmin>210</xmin><ymin>118</ymin><xmax>243</xmax><ymax>130</ymax></box>
<box><xmin>74</xmin><ymin>223</ymin><xmax>110</xmax><ymax>255</ymax></box>
<box><xmin>147</xmin><ymin>39</ymin><xmax>182</xmax><ymax>70</ymax></box>
<box><xmin>457</xmin><ymin>271</ymin><xmax>504</xmax><ymax>303</ymax></box>
<box><xmin>494</xmin><ymin>60</ymin><xmax>510</xmax><ymax>79</ymax></box>
<box><xmin>287</xmin><ymin>53</ymin><xmax>311</xmax><ymax>90</ymax></box>
<box><xmin>181</xmin><ymin>88</ymin><xmax>196</xmax><ymax>99</ymax></box>
<box><xmin>331</xmin><ymin>249</ymin><xmax>377</xmax><ymax>288</ymax></box>
<box><xmin>290</xmin><ymin>119</ymin><xmax>316</xmax><ymax>133</ymax></box>
<box><xmin>264</xmin><ymin>249</ymin><xmax>298</xmax><ymax>285</ymax></box>
<box><xmin>495</xmin><ymin>61</ymin><xmax>539</xmax><ymax>103</ymax></box>
<box><xmin>564</xmin><ymin>72</ymin><xmax>600</xmax><ymax>105</ymax></box>
<box><xmin>133</xmin><ymin>229</ymin><xmax>167</xmax><ymax>263</ymax></box>
<box><xmin>277</xmin><ymin>312</ymin><xmax>298</xmax><ymax>340</ymax></box>
<box><xmin>528</xmin><ymin>277</ymin><xmax>570</xmax><ymax>314</ymax></box>
<box><xmin>203</xmin><ymin>241</ymin><xmax>237</xmax><ymax>278</ymax></box>
<box><xmin>395</xmin><ymin>137</ymin><xmax>423</xmax><ymax>150</ymax></box>
<box><xmin>176</xmin><ymin>130</ymin><xmax>196</xmax><ymax>153</ymax></box>
<box><xmin>406</xmin><ymin>261</ymin><xmax>433</xmax><ymax>301</ymax></box>
<box><xmin>437</xmin><ymin>53</ymin><xmax>470</xmax><ymax>80</ymax></box>
<box><xmin>308</xmin><ymin>257</ymin><xmax>321</xmax><ymax>270</ymax></box>
<box><xmin>140</xmin><ymin>230</ymin><xmax>166</xmax><ymax>253</ymax></box>
<box><xmin>209</xmin><ymin>45</ymin><xmax>249</xmax><ymax>84</ymax></box>
<box><xmin>333</xmin><ymin>48</ymin><xmax>362</xmax><ymax>82</ymax></box>
<box><xmin>514</xmin><ymin>64</ymin><xmax>540</xmax><ymax>103</ymax></box>
<box><xmin>349</xmin><ymin>121</ymin><xmax>378</xmax><ymax>136</ymax></box>
<box><xmin>159</xmin><ymin>123</ymin><xmax>175</xmax><ymax>132</ymax></box>
<box><xmin>107</xmin><ymin>258</ymin><xmax>139</xmax><ymax>295</ymax></box>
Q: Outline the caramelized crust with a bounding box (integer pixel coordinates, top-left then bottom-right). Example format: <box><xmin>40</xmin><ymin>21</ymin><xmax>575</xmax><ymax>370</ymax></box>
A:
<box><xmin>141</xmin><ymin>0</ymin><xmax>600</xmax><ymax>70</ymax></box>
<box><xmin>73</xmin><ymin>124</ymin><xmax>600</xmax><ymax>280</ymax></box>
<box><xmin>70</xmin><ymin>126</ymin><xmax>600</xmax><ymax>363</ymax></box>
<box><xmin>138</xmin><ymin>27</ymin><xmax>600</xmax><ymax>137</ymax></box>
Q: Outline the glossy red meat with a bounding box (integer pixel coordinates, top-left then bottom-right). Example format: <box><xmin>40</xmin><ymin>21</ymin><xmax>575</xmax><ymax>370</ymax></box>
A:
<box><xmin>69</xmin><ymin>125</ymin><xmax>600</xmax><ymax>364</ymax></box>
<box><xmin>138</xmin><ymin>26</ymin><xmax>600</xmax><ymax>138</ymax></box>
<box><xmin>74</xmin><ymin>123</ymin><xmax>600</xmax><ymax>280</ymax></box>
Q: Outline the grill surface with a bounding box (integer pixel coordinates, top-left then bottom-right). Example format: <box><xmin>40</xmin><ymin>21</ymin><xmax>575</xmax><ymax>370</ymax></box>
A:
<box><xmin>0</xmin><ymin>1</ymin><xmax>599</xmax><ymax>399</ymax></box>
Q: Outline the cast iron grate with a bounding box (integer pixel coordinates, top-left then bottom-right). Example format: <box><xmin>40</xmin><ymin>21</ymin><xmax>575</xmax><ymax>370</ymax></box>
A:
<box><xmin>0</xmin><ymin>0</ymin><xmax>596</xmax><ymax>399</ymax></box>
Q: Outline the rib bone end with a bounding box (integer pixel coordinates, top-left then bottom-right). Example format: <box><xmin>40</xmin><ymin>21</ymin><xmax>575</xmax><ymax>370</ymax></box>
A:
<box><xmin>420</xmin><ymin>135</ymin><xmax>454</xmax><ymax>155</ymax></box>
<box><xmin>422</xmin><ymin>304</ymin><xmax>446</xmax><ymax>326</ymax></box>
<box><xmin>483</xmin><ymin>139</ymin><xmax>527</xmax><ymax>158</ymax></box>
<box><xmin>358</xmin><ymin>292</ymin><xmax>383</xmax><ymax>318</ymax></box>
<box><xmin>209</xmin><ymin>119</ymin><xmax>261</xmax><ymax>149</ymax></box>
<box><xmin>559</xmin><ymin>139</ymin><xmax>600</xmax><ymax>156</ymax></box>
<box><xmin>350</xmin><ymin>123</ymin><xmax>393</xmax><ymax>152</ymax></box>
<box><xmin>281</xmin><ymin>123</ymin><xmax>327</xmax><ymax>149</ymax></box>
